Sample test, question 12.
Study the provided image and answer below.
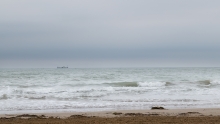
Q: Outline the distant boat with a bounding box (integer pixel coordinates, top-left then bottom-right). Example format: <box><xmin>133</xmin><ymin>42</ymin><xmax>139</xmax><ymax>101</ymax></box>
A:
<box><xmin>57</xmin><ymin>66</ymin><xmax>68</xmax><ymax>69</ymax></box>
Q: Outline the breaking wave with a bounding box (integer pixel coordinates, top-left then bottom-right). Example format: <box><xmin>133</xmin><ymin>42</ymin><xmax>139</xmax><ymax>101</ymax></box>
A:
<box><xmin>105</xmin><ymin>81</ymin><xmax>173</xmax><ymax>87</ymax></box>
<box><xmin>210</xmin><ymin>80</ymin><xmax>220</xmax><ymax>85</ymax></box>
<box><xmin>138</xmin><ymin>81</ymin><xmax>167</xmax><ymax>87</ymax></box>
<box><xmin>1</xmin><ymin>68</ymin><xmax>220</xmax><ymax>113</ymax></box>
<box><xmin>197</xmin><ymin>80</ymin><xmax>220</xmax><ymax>86</ymax></box>
<box><xmin>105</xmin><ymin>82</ymin><xmax>138</xmax><ymax>87</ymax></box>
<box><xmin>197</xmin><ymin>80</ymin><xmax>211</xmax><ymax>85</ymax></box>
<box><xmin>0</xmin><ymin>94</ymin><xmax>8</xmax><ymax>100</ymax></box>
<box><xmin>165</xmin><ymin>82</ymin><xmax>174</xmax><ymax>86</ymax></box>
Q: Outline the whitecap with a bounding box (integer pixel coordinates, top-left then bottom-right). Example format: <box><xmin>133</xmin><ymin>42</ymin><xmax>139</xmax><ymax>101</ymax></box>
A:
<box><xmin>105</xmin><ymin>82</ymin><xmax>138</xmax><ymax>87</ymax></box>
<box><xmin>138</xmin><ymin>81</ymin><xmax>166</xmax><ymax>87</ymax></box>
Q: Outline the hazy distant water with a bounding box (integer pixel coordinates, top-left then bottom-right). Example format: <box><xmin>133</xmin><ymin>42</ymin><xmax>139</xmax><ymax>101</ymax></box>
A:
<box><xmin>1</xmin><ymin>68</ymin><xmax>220</xmax><ymax>113</ymax></box>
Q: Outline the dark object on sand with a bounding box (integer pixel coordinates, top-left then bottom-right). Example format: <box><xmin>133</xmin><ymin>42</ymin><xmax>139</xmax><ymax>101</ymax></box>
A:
<box><xmin>113</xmin><ymin>112</ymin><xmax>123</xmax><ymax>115</ymax></box>
<box><xmin>151</xmin><ymin>107</ymin><xmax>165</xmax><ymax>110</ymax></box>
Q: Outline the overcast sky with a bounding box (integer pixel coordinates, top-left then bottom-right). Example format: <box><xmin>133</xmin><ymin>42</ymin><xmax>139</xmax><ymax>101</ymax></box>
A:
<box><xmin>0</xmin><ymin>0</ymin><xmax>220</xmax><ymax>68</ymax></box>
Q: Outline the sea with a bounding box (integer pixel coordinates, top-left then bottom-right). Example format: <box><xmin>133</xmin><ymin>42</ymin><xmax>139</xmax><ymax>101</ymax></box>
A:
<box><xmin>0</xmin><ymin>67</ymin><xmax>220</xmax><ymax>114</ymax></box>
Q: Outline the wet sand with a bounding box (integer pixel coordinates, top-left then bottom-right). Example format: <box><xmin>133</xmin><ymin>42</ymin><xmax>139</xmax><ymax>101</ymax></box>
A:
<box><xmin>1</xmin><ymin>108</ymin><xmax>220</xmax><ymax>124</ymax></box>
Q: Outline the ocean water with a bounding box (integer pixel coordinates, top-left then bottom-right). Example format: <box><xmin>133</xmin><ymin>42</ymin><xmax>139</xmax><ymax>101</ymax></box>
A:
<box><xmin>0</xmin><ymin>67</ymin><xmax>220</xmax><ymax>113</ymax></box>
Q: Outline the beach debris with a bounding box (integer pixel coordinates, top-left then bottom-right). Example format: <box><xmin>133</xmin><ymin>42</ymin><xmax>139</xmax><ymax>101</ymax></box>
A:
<box><xmin>151</xmin><ymin>106</ymin><xmax>165</xmax><ymax>110</ymax></box>
<box><xmin>187</xmin><ymin>112</ymin><xmax>200</xmax><ymax>114</ymax></box>
<box><xmin>147</xmin><ymin>113</ymin><xmax>160</xmax><ymax>116</ymax></box>
<box><xmin>124</xmin><ymin>113</ymin><xmax>145</xmax><ymax>116</ymax></box>
<box><xmin>16</xmin><ymin>114</ymin><xmax>46</xmax><ymax>119</ymax></box>
<box><xmin>178</xmin><ymin>112</ymin><xmax>202</xmax><ymax>116</ymax></box>
<box><xmin>178</xmin><ymin>113</ymin><xmax>187</xmax><ymax>116</ymax></box>
<box><xmin>113</xmin><ymin>112</ymin><xmax>123</xmax><ymax>115</ymax></box>
<box><xmin>69</xmin><ymin>115</ymin><xmax>87</xmax><ymax>118</ymax></box>
<box><xmin>113</xmin><ymin>112</ymin><xmax>160</xmax><ymax>116</ymax></box>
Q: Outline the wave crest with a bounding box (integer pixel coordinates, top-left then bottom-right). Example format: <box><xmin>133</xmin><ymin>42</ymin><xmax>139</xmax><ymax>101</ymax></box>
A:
<box><xmin>106</xmin><ymin>81</ymin><xmax>174</xmax><ymax>87</ymax></box>
<box><xmin>198</xmin><ymin>80</ymin><xmax>211</xmax><ymax>85</ymax></box>
<box><xmin>106</xmin><ymin>82</ymin><xmax>138</xmax><ymax>87</ymax></box>
<box><xmin>165</xmin><ymin>82</ymin><xmax>173</xmax><ymax>86</ymax></box>
<box><xmin>0</xmin><ymin>94</ymin><xmax>8</xmax><ymax>100</ymax></box>
<box><xmin>138</xmin><ymin>81</ymin><xmax>171</xmax><ymax>87</ymax></box>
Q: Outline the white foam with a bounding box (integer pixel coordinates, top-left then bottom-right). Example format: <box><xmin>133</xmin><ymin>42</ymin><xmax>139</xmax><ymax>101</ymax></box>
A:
<box><xmin>1</xmin><ymin>68</ymin><xmax>220</xmax><ymax>112</ymax></box>
<box><xmin>138</xmin><ymin>81</ymin><xmax>166</xmax><ymax>87</ymax></box>
<box><xmin>211</xmin><ymin>80</ymin><xmax>220</xmax><ymax>85</ymax></box>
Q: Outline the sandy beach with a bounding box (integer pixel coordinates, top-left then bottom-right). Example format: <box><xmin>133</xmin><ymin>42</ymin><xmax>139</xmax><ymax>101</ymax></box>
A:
<box><xmin>1</xmin><ymin>108</ymin><xmax>220</xmax><ymax>124</ymax></box>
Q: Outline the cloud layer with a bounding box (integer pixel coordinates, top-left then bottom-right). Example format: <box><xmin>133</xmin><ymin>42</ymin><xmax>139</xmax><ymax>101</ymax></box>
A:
<box><xmin>1</xmin><ymin>0</ymin><xmax>220</xmax><ymax>67</ymax></box>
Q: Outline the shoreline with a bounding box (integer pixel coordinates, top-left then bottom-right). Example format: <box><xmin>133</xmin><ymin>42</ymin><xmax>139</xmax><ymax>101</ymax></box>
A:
<box><xmin>1</xmin><ymin>108</ymin><xmax>220</xmax><ymax>124</ymax></box>
<box><xmin>1</xmin><ymin>108</ymin><xmax>220</xmax><ymax>118</ymax></box>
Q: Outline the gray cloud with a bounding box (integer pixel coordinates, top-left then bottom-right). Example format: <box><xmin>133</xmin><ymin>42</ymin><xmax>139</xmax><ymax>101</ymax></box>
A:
<box><xmin>1</xmin><ymin>0</ymin><xmax>220</xmax><ymax>67</ymax></box>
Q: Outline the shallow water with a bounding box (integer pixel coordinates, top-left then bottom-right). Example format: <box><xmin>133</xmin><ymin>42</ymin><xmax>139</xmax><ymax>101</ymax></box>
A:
<box><xmin>0</xmin><ymin>67</ymin><xmax>220</xmax><ymax>113</ymax></box>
